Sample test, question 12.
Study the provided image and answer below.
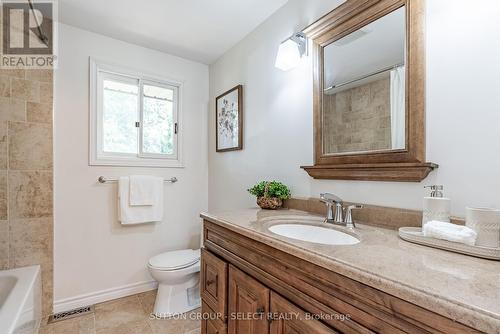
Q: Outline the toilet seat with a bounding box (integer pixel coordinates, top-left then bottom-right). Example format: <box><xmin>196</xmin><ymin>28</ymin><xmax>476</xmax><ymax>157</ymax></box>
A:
<box><xmin>148</xmin><ymin>249</ymin><xmax>200</xmax><ymax>271</ymax></box>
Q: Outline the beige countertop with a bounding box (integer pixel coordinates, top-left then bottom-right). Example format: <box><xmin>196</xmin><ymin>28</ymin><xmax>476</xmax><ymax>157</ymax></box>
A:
<box><xmin>201</xmin><ymin>208</ymin><xmax>500</xmax><ymax>334</ymax></box>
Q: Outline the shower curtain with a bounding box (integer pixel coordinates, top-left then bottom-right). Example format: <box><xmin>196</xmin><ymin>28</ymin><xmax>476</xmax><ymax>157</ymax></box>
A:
<box><xmin>390</xmin><ymin>65</ymin><xmax>405</xmax><ymax>150</ymax></box>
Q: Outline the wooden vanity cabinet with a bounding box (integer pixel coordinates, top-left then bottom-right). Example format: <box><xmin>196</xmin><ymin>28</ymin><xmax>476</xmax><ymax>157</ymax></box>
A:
<box><xmin>200</xmin><ymin>253</ymin><xmax>337</xmax><ymax>334</ymax></box>
<box><xmin>201</xmin><ymin>220</ymin><xmax>481</xmax><ymax>334</ymax></box>
<box><xmin>202</xmin><ymin>301</ymin><xmax>227</xmax><ymax>334</ymax></box>
<box><xmin>270</xmin><ymin>292</ymin><xmax>338</xmax><ymax>334</ymax></box>
<box><xmin>201</xmin><ymin>248</ymin><xmax>228</xmax><ymax>318</ymax></box>
<box><xmin>228</xmin><ymin>265</ymin><xmax>269</xmax><ymax>334</ymax></box>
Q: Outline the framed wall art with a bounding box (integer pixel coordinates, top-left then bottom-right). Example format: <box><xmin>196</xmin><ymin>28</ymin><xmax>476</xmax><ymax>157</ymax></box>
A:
<box><xmin>216</xmin><ymin>85</ymin><xmax>243</xmax><ymax>152</ymax></box>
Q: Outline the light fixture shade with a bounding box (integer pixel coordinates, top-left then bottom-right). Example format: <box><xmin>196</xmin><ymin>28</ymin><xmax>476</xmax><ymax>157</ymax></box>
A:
<box><xmin>275</xmin><ymin>38</ymin><xmax>302</xmax><ymax>71</ymax></box>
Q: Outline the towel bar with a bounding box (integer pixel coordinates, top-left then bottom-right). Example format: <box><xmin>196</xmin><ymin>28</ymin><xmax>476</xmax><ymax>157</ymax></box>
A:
<box><xmin>98</xmin><ymin>176</ymin><xmax>178</xmax><ymax>184</ymax></box>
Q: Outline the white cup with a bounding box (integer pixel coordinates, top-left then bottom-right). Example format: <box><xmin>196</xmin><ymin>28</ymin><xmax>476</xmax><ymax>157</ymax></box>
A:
<box><xmin>465</xmin><ymin>207</ymin><xmax>500</xmax><ymax>248</ymax></box>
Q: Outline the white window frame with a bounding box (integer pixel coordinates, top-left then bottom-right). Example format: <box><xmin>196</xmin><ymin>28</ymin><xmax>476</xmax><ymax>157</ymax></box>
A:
<box><xmin>89</xmin><ymin>58</ymin><xmax>183</xmax><ymax>168</ymax></box>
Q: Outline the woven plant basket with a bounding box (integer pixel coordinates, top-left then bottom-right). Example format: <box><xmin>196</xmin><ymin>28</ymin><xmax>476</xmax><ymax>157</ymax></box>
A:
<box><xmin>256</xmin><ymin>182</ymin><xmax>283</xmax><ymax>210</ymax></box>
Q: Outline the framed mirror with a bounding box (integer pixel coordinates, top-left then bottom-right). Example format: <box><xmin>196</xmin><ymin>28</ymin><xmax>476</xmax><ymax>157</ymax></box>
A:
<box><xmin>302</xmin><ymin>0</ymin><xmax>437</xmax><ymax>181</ymax></box>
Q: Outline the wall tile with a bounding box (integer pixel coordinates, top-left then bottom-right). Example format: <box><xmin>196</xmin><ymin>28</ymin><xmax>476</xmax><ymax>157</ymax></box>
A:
<box><xmin>0</xmin><ymin>220</ymin><xmax>8</xmax><ymax>269</ymax></box>
<box><xmin>41</xmin><ymin>265</ymin><xmax>53</xmax><ymax>317</ymax></box>
<box><xmin>351</xmin><ymin>85</ymin><xmax>369</xmax><ymax>111</ymax></box>
<box><xmin>39</xmin><ymin>83</ymin><xmax>53</xmax><ymax>105</ymax></box>
<box><xmin>324</xmin><ymin>78</ymin><xmax>391</xmax><ymax>154</ymax></box>
<box><xmin>9</xmin><ymin>171</ymin><xmax>53</xmax><ymax>219</ymax></box>
<box><xmin>25</xmin><ymin>70</ymin><xmax>53</xmax><ymax>83</ymax></box>
<box><xmin>10</xmin><ymin>217</ymin><xmax>53</xmax><ymax>316</ymax></box>
<box><xmin>0</xmin><ymin>97</ymin><xmax>26</xmax><ymax>122</ymax></box>
<box><xmin>9</xmin><ymin>218</ymin><xmax>52</xmax><ymax>265</ymax></box>
<box><xmin>9</xmin><ymin>122</ymin><xmax>53</xmax><ymax>170</ymax></box>
<box><xmin>27</xmin><ymin>102</ymin><xmax>52</xmax><ymax>124</ymax></box>
<box><xmin>370</xmin><ymin>77</ymin><xmax>389</xmax><ymax>106</ymax></box>
<box><xmin>0</xmin><ymin>76</ymin><xmax>11</xmax><ymax>97</ymax></box>
<box><xmin>0</xmin><ymin>69</ymin><xmax>25</xmax><ymax>79</ymax></box>
<box><xmin>11</xmin><ymin>78</ymin><xmax>40</xmax><ymax>102</ymax></box>
<box><xmin>0</xmin><ymin>171</ymin><xmax>7</xmax><ymax>220</ymax></box>
<box><xmin>4</xmin><ymin>66</ymin><xmax>53</xmax><ymax>316</ymax></box>
<box><xmin>0</xmin><ymin>122</ymin><xmax>7</xmax><ymax>169</ymax></box>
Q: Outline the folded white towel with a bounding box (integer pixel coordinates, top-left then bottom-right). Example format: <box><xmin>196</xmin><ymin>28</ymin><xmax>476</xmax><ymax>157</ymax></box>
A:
<box><xmin>118</xmin><ymin>176</ymin><xmax>163</xmax><ymax>225</ymax></box>
<box><xmin>423</xmin><ymin>220</ymin><xmax>477</xmax><ymax>246</ymax></box>
<box><xmin>129</xmin><ymin>175</ymin><xmax>162</xmax><ymax>206</ymax></box>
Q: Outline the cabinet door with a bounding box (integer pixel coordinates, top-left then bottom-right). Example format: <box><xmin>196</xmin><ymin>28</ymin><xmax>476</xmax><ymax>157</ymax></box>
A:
<box><xmin>202</xmin><ymin>301</ymin><xmax>227</xmax><ymax>334</ymax></box>
<box><xmin>205</xmin><ymin>319</ymin><xmax>227</xmax><ymax>334</ymax></box>
<box><xmin>228</xmin><ymin>265</ymin><xmax>270</xmax><ymax>334</ymax></box>
<box><xmin>201</xmin><ymin>249</ymin><xmax>228</xmax><ymax>318</ymax></box>
<box><xmin>270</xmin><ymin>292</ymin><xmax>338</xmax><ymax>334</ymax></box>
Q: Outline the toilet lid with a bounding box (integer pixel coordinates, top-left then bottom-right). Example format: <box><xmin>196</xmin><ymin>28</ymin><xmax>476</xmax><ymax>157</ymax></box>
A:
<box><xmin>149</xmin><ymin>249</ymin><xmax>200</xmax><ymax>270</ymax></box>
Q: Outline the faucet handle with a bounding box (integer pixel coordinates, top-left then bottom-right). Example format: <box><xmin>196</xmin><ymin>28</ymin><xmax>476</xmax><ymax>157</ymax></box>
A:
<box><xmin>345</xmin><ymin>204</ymin><xmax>363</xmax><ymax>228</ymax></box>
<box><xmin>319</xmin><ymin>193</ymin><xmax>330</xmax><ymax>203</ymax></box>
<box><xmin>319</xmin><ymin>193</ymin><xmax>343</xmax><ymax>204</ymax></box>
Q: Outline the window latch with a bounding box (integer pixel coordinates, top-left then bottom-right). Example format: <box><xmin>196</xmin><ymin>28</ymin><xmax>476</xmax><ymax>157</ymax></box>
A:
<box><xmin>135</xmin><ymin>122</ymin><xmax>140</xmax><ymax>128</ymax></box>
<box><xmin>174</xmin><ymin>123</ymin><xmax>178</xmax><ymax>134</ymax></box>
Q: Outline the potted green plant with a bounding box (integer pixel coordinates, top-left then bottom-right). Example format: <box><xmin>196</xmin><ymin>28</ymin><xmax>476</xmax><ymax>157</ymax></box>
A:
<box><xmin>247</xmin><ymin>181</ymin><xmax>291</xmax><ymax>210</ymax></box>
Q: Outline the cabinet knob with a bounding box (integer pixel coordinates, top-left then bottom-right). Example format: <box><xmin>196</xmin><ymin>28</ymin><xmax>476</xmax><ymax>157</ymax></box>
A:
<box><xmin>256</xmin><ymin>307</ymin><xmax>265</xmax><ymax>315</ymax></box>
<box><xmin>206</xmin><ymin>279</ymin><xmax>215</xmax><ymax>286</ymax></box>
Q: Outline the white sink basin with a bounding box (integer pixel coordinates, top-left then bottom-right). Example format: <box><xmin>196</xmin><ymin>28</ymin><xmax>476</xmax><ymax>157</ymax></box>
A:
<box><xmin>268</xmin><ymin>224</ymin><xmax>359</xmax><ymax>245</ymax></box>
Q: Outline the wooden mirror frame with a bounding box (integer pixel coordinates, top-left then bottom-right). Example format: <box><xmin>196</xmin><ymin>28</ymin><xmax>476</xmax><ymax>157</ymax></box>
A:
<box><xmin>301</xmin><ymin>0</ymin><xmax>437</xmax><ymax>182</ymax></box>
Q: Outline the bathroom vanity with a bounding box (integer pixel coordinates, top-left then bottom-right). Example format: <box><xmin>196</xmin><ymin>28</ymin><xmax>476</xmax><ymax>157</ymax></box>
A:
<box><xmin>200</xmin><ymin>209</ymin><xmax>500</xmax><ymax>334</ymax></box>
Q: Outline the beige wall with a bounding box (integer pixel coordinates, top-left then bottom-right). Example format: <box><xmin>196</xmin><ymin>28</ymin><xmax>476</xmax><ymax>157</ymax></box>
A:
<box><xmin>323</xmin><ymin>77</ymin><xmax>391</xmax><ymax>154</ymax></box>
<box><xmin>0</xmin><ymin>68</ymin><xmax>53</xmax><ymax>316</ymax></box>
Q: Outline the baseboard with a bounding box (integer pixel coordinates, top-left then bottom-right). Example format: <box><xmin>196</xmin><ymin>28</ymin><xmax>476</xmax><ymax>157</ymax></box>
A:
<box><xmin>53</xmin><ymin>280</ymin><xmax>158</xmax><ymax>314</ymax></box>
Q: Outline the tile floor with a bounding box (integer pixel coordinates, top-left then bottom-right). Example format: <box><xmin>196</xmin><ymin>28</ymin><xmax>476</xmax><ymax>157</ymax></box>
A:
<box><xmin>39</xmin><ymin>290</ymin><xmax>201</xmax><ymax>334</ymax></box>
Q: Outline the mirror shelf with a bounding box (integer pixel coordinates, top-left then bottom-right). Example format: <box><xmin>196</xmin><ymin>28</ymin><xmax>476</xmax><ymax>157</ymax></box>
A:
<box><xmin>302</xmin><ymin>162</ymin><xmax>438</xmax><ymax>182</ymax></box>
<box><xmin>302</xmin><ymin>0</ymin><xmax>437</xmax><ymax>182</ymax></box>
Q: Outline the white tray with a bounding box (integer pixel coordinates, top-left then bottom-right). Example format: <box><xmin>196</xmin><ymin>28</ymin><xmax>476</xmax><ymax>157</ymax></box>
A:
<box><xmin>398</xmin><ymin>227</ymin><xmax>500</xmax><ymax>260</ymax></box>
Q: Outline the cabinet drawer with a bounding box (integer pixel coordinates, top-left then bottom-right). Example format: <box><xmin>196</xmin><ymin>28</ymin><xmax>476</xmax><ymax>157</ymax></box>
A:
<box><xmin>202</xmin><ymin>301</ymin><xmax>227</xmax><ymax>334</ymax></box>
<box><xmin>201</xmin><ymin>248</ymin><xmax>228</xmax><ymax>318</ymax></box>
<box><xmin>270</xmin><ymin>292</ymin><xmax>339</xmax><ymax>334</ymax></box>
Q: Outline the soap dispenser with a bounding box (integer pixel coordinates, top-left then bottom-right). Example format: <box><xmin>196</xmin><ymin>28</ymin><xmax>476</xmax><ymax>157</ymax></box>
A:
<box><xmin>422</xmin><ymin>185</ymin><xmax>451</xmax><ymax>227</ymax></box>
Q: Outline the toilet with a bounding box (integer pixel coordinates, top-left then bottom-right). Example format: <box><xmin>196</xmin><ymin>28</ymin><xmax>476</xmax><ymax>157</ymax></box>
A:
<box><xmin>148</xmin><ymin>249</ymin><xmax>201</xmax><ymax>317</ymax></box>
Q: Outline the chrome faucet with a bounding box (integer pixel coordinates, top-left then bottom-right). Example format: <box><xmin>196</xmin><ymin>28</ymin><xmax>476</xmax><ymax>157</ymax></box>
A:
<box><xmin>319</xmin><ymin>193</ymin><xmax>343</xmax><ymax>224</ymax></box>
<box><xmin>319</xmin><ymin>193</ymin><xmax>363</xmax><ymax>229</ymax></box>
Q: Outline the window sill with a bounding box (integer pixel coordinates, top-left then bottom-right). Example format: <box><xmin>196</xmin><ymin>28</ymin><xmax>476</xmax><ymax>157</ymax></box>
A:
<box><xmin>90</xmin><ymin>156</ymin><xmax>184</xmax><ymax>168</ymax></box>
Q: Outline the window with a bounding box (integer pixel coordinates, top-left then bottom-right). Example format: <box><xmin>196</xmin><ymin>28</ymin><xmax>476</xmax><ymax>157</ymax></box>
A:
<box><xmin>90</xmin><ymin>59</ymin><xmax>182</xmax><ymax>167</ymax></box>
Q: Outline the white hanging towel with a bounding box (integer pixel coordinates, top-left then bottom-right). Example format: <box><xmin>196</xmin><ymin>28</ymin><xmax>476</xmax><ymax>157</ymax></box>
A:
<box><xmin>118</xmin><ymin>176</ymin><xmax>164</xmax><ymax>225</ymax></box>
<box><xmin>129</xmin><ymin>175</ymin><xmax>161</xmax><ymax>206</ymax></box>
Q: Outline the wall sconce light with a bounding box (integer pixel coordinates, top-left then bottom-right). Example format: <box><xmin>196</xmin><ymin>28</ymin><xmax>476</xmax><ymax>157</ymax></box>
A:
<box><xmin>275</xmin><ymin>32</ymin><xmax>308</xmax><ymax>71</ymax></box>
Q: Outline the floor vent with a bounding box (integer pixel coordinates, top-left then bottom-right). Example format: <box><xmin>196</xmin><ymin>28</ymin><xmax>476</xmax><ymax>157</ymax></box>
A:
<box><xmin>48</xmin><ymin>305</ymin><xmax>95</xmax><ymax>323</ymax></box>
